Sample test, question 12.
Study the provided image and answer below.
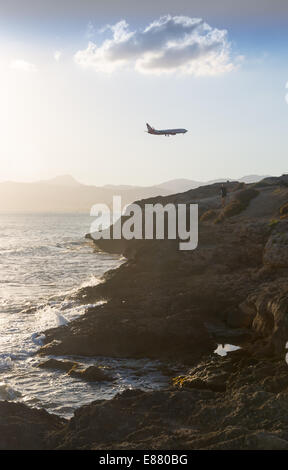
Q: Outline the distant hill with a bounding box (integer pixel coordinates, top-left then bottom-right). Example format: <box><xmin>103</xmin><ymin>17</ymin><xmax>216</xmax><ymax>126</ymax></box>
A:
<box><xmin>41</xmin><ymin>175</ymin><xmax>82</xmax><ymax>186</ymax></box>
<box><xmin>103</xmin><ymin>184</ymin><xmax>137</xmax><ymax>190</ymax></box>
<box><xmin>0</xmin><ymin>176</ymin><xmax>171</xmax><ymax>213</ymax></box>
<box><xmin>238</xmin><ymin>175</ymin><xmax>271</xmax><ymax>184</ymax></box>
<box><xmin>157</xmin><ymin>178</ymin><xmax>202</xmax><ymax>193</ymax></box>
<box><xmin>158</xmin><ymin>175</ymin><xmax>271</xmax><ymax>194</ymax></box>
<box><xmin>0</xmin><ymin>174</ymin><xmax>271</xmax><ymax>213</ymax></box>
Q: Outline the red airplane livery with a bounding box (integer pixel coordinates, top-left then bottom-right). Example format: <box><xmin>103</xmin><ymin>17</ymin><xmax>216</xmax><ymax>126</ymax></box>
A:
<box><xmin>146</xmin><ymin>123</ymin><xmax>188</xmax><ymax>137</ymax></box>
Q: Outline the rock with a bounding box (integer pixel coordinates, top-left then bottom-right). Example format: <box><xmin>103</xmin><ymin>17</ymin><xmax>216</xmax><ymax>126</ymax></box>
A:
<box><xmin>38</xmin><ymin>360</ymin><xmax>115</xmax><ymax>382</ymax></box>
<box><xmin>37</xmin><ymin>358</ymin><xmax>77</xmax><ymax>372</ymax></box>
<box><xmin>3</xmin><ymin>355</ymin><xmax>288</xmax><ymax>449</ymax></box>
<box><xmin>27</xmin><ymin>175</ymin><xmax>288</xmax><ymax>448</ymax></box>
<box><xmin>245</xmin><ymin>431</ymin><xmax>288</xmax><ymax>450</ymax></box>
<box><xmin>0</xmin><ymin>401</ymin><xmax>65</xmax><ymax>450</ymax></box>
<box><xmin>173</xmin><ymin>356</ymin><xmax>230</xmax><ymax>392</ymax></box>
<box><xmin>263</xmin><ymin>220</ymin><xmax>288</xmax><ymax>267</ymax></box>
<box><xmin>68</xmin><ymin>365</ymin><xmax>115</xmax><ymax>382</ymax></box>
<box><xmin>3</xmin><ymin>176</ymin><xmax>288</xmax><ymax>450</ymax></box>
<box><xmin>215</xmin><ymin>188</ymin><xmax>259</xmax><ymax>223</ymax></box>
<box><xmin>200</xmin><ymin>209</ymin><xmax>217</xmax><ymax>222</ymax></box>
<box><xmin>280</xmin><ymin>202</ymin><xmax>288</xmax><ymax>217</ymax></box>
<box><xmin>47</xmin><ymin>356</ymin><xmax>288</xmax><ymax>449</ymax></box>
<box><xmin>227</xmin><ymin>303</ymin><xmax>256</xmax><ymax>328</ymax></box>
<box><xmin>240</xmin><ymin>282</ymin><xmax>288</xmax><ymax>357</ymax></box>
<box><xmin>39</xmin><ymin>217</ymin><xmax>269</xmax><ymax>363</ymax></box>
<box><xmin>173</xmin><ymin>376</ymin><xmax>208</xmax><ymax>390</ymax></box>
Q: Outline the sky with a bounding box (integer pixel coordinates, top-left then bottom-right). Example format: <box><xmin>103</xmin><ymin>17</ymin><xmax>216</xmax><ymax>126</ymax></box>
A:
<box><xmin>0</xmin><ymin>0</ymin><xmax>287</xmax><ymax>186</ymax></box>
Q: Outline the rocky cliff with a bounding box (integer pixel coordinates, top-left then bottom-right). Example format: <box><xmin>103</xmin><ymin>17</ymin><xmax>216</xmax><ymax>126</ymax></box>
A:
<box><xmin>40</xmin><ymin>175</ymin><xmax>288</xmax><ymax>363</ymax></box>
<box><xmin>2</xmin><ymin>175</ymin><xmax>288</xmax><ymax>450</ymax></box>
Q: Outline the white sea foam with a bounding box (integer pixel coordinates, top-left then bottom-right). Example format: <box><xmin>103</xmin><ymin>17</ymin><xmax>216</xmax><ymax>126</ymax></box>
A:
<box><xmin>35</xmin><ymin>305</ymin><xmax>69</xmax><ymax>330</ymax></box>
<box><xmin>0</xmin><ymin>213</ymin><xmax>133</xmax><ymax>416</ymax></box>
<box><xmin>0</xmin><ymin>356</ymin><xmax>13</xmax><ymax>371</ymax></box>
<box><xmin>31</xmin><ymin>333</ymin><xmax>46</xmax><ymax>346</ymax></box>
<box><xmin>55</xmin><ymin>312</ymin><xmax>68</xmax><ymax>326</ymax></box>
<box><xmin>0</xmin><ymin>382</ymin><xmax>21</xmax><ymax>400</ymax></box>
<box><xmin>79</xmin><ymin>276</ymin><xmax>102</xmax><ymax>288</ymax></box>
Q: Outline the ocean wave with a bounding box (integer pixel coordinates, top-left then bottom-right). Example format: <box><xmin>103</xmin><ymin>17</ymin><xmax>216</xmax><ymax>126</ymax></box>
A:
<box><xmin>79</xmin><ymin>275</ymin><xmax>102</xmax><ymax>288</ymax></box>
<box><xmin>0</xmin><ymin>382</ymin><xmax>21</xmax><ymax>400</ymax></box>
<box><xmin>0</xmin><ymin>213</ymin><xmax>123</xmax><ymax>414</ymax></box>
<box><xmin>56</xmin><ymin>240</ymin><xmax>91</xmax><ymax>251</ymax></box>
<box><xmin>31</xmin><ymin>333</ymin><xmax>46</xmax><ymax>346</ymax></box>
<box><xmin>0</xmin><ymin>239</ymin><xmax>91</xmax><ymax>258</ymax></box>
<box><xmin>0</xmin><ymin>355</ymin><xmax>13</xmax><ymax>372</ymax></box>
<box><xmin>35</xmin><ymin>306</ymin><xmax>69</xmax><ymax>331</ymax></box>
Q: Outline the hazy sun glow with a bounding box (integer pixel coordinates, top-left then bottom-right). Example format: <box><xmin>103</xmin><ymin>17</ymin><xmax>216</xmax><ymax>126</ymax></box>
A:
<box><xmin>0</xmin><ymin>2</ymin><xmax>287</xmax><ymax>186</ymax></box>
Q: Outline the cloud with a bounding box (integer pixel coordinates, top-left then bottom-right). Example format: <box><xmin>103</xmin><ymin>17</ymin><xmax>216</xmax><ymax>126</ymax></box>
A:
<box><xmin>9</xmin><ymin>59</ymin><xmax>37</xmax><ymax>72</ymax></box>
<box><xmin>74</xmin><ymin>15</ymin><xmax>236</xmax><ymax>76</ymax></box>
<box><xmin>54</xmin><ymin>50</ymin><xmax>62</xmax><ymax>61</ymax></box>
<box><xmin>85</xmin><ymin>21</ymin><xmax>95</xmax><ymax>39</ymax></box>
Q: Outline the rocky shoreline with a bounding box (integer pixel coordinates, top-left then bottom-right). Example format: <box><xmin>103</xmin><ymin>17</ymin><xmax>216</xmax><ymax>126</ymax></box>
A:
<box><xmin>2</xmin><ymin>351</ymin><xmax>288</xmax><ymax>450</ymax></box>
<box><xmin>2</xmin><ymin>175</ymin><xmax>288</xmax><ymax>449</ymax></box>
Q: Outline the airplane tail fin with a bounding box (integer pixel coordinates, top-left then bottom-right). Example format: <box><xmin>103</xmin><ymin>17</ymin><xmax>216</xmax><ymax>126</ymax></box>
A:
<box><xmin>146</xmin><ymin>123</ymin><xmax>154</xmax><ymax>132</ymax></box>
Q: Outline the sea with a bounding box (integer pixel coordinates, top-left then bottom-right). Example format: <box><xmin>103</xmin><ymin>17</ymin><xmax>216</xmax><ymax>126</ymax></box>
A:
<box><xmin>0</xmin><ymin>213</ymin><xmax>170</xmax><ymax>417</ymax></box>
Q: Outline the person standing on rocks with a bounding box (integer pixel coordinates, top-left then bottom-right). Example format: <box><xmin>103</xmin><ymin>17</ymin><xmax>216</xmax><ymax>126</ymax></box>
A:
<box><xmin>221</xmin><ymin>184</ymin><xmax>227</xmax><ymax>208</ymax></box>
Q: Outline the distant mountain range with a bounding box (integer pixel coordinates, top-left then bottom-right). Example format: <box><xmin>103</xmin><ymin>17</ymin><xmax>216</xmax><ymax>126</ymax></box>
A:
<box><xmin>0</xmin><ymin>174</ymin><xmax>271</xmax><ymax>213</ymax></box>
<box><xmin>157</xmin><ymin>175</ymin><xmax>270</xmax><ymax>193</ymax></box>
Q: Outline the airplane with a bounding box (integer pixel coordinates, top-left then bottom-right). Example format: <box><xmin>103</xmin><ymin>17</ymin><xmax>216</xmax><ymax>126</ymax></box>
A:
<box><xmin>146</xmin><ymin>123</ymin><xmax>188</xmax><ymax>137</ymax></box>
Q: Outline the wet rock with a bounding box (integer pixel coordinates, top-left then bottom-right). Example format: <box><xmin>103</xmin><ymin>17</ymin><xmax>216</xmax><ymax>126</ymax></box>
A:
<box><xmin>37</xmin><ymin>358</ymin><xmax>77</xmax><ymax>372</ymax></box>
<box><xmin>68</xmin><ymin>365</ymin><xmax>115</xmax><ymax>382</ymax></box>
<box><xmin>3</xmin><ymin>355</ymin><xmax>288</xmax><ymax>449</ymax></box>
<box><xmin>47</xmin><ymin>356</ymin><xmax>288</xmax><ymax>449</ymax></box>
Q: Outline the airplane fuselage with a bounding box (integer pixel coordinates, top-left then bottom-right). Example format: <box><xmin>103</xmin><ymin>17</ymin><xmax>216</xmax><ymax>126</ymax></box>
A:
<box><xmin>151</xmin><ymin>128</ymin><xmax>187</xmax><ymax>136</ymax></box>
<box><xmin>146</xmin><ymin>123</ymin><xmax>187</xmax><ymax>136</ymax></box>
